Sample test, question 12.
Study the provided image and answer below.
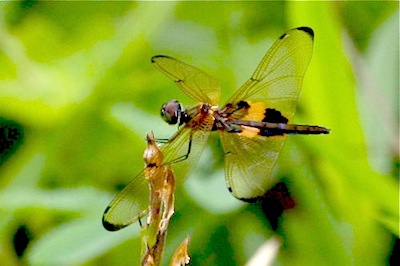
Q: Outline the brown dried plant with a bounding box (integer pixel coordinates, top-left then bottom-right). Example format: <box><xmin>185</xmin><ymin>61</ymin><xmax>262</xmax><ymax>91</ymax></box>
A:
<box><xmin>141</xmin><ymin>131</ymin><xmax>190</xmax><ymax>266</ymax></box>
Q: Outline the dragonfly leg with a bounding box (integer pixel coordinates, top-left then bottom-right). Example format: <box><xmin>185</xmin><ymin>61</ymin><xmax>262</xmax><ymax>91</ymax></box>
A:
<box><xmin>138</xmin><ymin>216</ymin><xmax>143</xmax><ymax>228</ymax></box>
<box><xmin>165</xmin><ymin>132</ymin><xmax>193</xmax><ymax>164</ymax></box>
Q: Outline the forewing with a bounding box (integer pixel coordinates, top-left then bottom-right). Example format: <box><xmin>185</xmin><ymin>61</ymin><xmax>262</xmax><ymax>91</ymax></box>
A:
<box><xmin>220</xmin><ymin>131</ymin><xmax>286</xmax><ymax>200</ymax></box>
<box><xmin>102</xmin><ymin>109</ymin><xmax>213</xmax><ymax>231</ymax></box>
<box><xmin>152</xmin><ymin>55</ymin><xmax>221</xmax><ymax>105</ymax></box>
<box><xmin>102</xmin><ymin>170</ymin><xmax>149</xmax><ymax>231</ymax></box>
<box><xmin>226</xmin><ymin>27</ymin><xmax>314</xmax><ymax>122</ymax></box>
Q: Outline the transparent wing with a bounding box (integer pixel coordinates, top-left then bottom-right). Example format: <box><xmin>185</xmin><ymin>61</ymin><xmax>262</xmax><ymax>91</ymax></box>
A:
<box><xmin>152</xmin><ymin>55</ymin><xmax>221</xmax><ymax>105</ymax></box>
<box><xmin>221</xmin><ymin>27</ymin><xmax>314</xmax><ymax>199</ymax></box>
<box><xmin>161</xmin><ymin>112</ymin><xmax>214</xmax><ymax>181</ymax></box>
<box><xmin>103</xmin><ymin>113</ymin><xmax>213</xmax><ymax>230</ymax></box>
<box><xmin>102</xmin><ymin>170</ymin><xmax>149</xmax><ymax>231</ymax></box>
<box><xmin>220</xmin><ymin>131</ymin><xmax>286</xmax><ymax>199</ymax></box>
<box><xmin>226</xmin><ymin>27</ymin><xmax>314</xmax><ymax>122</ymax></box>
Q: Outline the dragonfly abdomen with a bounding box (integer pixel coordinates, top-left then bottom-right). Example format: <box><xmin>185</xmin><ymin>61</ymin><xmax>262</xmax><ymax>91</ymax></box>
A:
<box><xmin>272</xmin><ymin>123</ymin><xmax>330</xmax><ymax>135</ymax></box>
<box><xmin>233</xmin><ymin>119</ymin><xmax>329</xmax><ymax>136</ymax></box>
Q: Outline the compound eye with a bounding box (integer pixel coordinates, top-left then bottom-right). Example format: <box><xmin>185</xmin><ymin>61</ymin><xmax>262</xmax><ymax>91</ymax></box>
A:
<box><xmin>161</xmin><ymin>100</ymin><xmax>182</xmax><ymax>125</ymax></box>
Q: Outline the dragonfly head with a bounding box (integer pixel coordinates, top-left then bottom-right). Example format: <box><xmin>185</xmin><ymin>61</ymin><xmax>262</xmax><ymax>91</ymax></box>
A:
<box><xmin>161</xmin><ymin>100</ymin><xmax>184</xmax><ymax>125</ymax></box>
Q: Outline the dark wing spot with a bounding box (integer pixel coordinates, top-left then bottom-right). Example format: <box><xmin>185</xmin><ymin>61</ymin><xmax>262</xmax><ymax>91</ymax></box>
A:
<box><xmin>237</xmin><ymin>100</ymin><xmax>250</xmax><ymax>109</ymax></box>
<box><xmin>262</xmin><ymin>108</ymin><xmax>288</xmax><ymax>124</ymax></box>
<box><xmin>260</xmin><ymin>108</ymin><xmax>288</xmax><ymax>136</ymax></box>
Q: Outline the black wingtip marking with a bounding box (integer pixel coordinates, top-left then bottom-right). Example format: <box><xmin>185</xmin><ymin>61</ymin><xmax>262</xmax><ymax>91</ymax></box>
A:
<box><xmin>236</xmin><ymin>196</ymin><xmax>259</xmax><ymax>203</ymax></box>
<box><xmin>228</xmin><ymin>188</ymin><xmax>262</xmax><ymax>203</ymax></box>
<box><xmin>279</xmin><ymin>27</ymin><xmax>314</xmax><ymax>40</ymax></box>
<box><xmin>102</xmin><ymin>218</ymin><xmax>126</xmax><ymax>232</ymax></box>
<box><xmin>151</xmin><ymin>55</ymin><xmax>173</xmax><ymax>63</ymax></box>
<box><xmin>296</xmin><ymin>26</ymin><xmax>314</xmax><ymax>39</ymax></box>
<box><xmin>102</xmin><ymin>206</ymin><xmax>126</xmax><ymax>231</ymax></box>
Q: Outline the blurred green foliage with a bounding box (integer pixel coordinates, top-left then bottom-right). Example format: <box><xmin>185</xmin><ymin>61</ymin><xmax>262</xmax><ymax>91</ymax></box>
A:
<box><xmin>0</xmin><ymin>1</ymin><xmax>398</xmax><ymax>266</ymax></box>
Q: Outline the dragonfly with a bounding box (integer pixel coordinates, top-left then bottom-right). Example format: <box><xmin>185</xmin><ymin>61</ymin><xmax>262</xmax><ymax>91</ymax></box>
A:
<box><xmin>103</xmin><ymin>26</ymin><xmax>329</xmax><ymax>231</ymax></box>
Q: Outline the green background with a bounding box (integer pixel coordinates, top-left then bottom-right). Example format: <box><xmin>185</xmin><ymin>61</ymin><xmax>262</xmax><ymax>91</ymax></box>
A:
<box><xmin>0</xmin><ymin>1</ymin><xmax>398</xmax><ymax>265</ymax></box>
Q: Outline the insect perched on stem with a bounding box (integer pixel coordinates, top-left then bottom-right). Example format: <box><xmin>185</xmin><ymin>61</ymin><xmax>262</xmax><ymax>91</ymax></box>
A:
<box><xmin>103</xmin><ymin>26</ymin><xmax>329</xmax><ymax>231</ymax></box>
